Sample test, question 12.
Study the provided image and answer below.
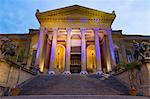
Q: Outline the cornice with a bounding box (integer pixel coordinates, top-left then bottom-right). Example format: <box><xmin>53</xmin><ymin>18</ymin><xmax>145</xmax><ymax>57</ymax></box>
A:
<box><xmin>36</xmin><ymin>5</ymin><xmax>115</xmax><ymax>17</ymax></box>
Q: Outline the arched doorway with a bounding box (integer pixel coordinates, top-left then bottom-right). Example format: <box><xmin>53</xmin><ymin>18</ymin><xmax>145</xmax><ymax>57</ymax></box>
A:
<box><xmin>54</xmin><ymin>44</ymin><xmax>65</xmax><ymax>73</ymax></box>
<box><xmin>87</xmin><ymin>45</ymin><xmax>96</xmax><ymax>73</ymax></box>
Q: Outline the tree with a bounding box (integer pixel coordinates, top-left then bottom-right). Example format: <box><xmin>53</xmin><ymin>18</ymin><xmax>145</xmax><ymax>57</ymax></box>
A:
<box><xmin>0</xmin><ymin>37</ymin><xmax>16</xmax><ymax>59</ymax></box>
<box><xmin>17</xmin><ymin>48</ymin><xmax>28</xmax><ymax>64</ymax></box>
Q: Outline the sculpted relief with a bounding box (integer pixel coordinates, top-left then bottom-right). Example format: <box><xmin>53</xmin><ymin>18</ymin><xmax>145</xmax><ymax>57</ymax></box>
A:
<box><xmin>133</xmin><ymin>40</ymin><xmax>150</xmax><ymax>60</ymax></box>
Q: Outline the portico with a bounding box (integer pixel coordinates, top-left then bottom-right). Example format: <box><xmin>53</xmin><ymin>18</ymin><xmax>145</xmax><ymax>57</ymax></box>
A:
<box><xmin>34</xmin><ymin>5</ymin><xmax>116</xmax><ymax>74</ymax></box>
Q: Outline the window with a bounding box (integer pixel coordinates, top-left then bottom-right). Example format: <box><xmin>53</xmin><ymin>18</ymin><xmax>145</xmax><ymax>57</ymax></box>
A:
<box><xmin>126</xmin><ymin>50</ymin><xmax>132</xmax><ymax>63</ymax></box>
<box><xmin>114</xmin><ymin>50</ymin><xmax>119</xmax><ymax>64</ymax></box>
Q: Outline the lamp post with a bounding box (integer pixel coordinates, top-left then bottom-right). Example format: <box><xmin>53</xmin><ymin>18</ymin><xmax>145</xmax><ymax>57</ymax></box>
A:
<box><xmin>91</xmin><ymin>50</ymin><xmax>94</xmax><ymax>69</ymax></box>
<box><xmin>57</xmin><ymin>50</ymin><xmax>60</xmax><ymax>69</ymax></box>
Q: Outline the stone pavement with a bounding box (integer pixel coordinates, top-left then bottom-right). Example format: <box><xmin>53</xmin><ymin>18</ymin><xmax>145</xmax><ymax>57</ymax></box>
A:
<box><xmin>1</xmin><ymin>95</ymin><xmax>149</xmax><ymax>99</ymax></box>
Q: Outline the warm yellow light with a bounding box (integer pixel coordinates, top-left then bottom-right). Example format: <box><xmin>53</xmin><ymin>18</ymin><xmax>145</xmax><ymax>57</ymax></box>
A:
<box><xmin>58</xmin><ymin>50</ymin><xmax>60</xmax><ymax>54</ymax></box>
<box><xmin>39</xmin><ymin>59</ymin><xmax>44</xmax><ymax>72</ymax></box>
<box><xmin>92</xmin><ymin>50</ymin><xmax>94</xmax><ymax>54</ymax></box>
<box><xmin>106</xmin><ymin>59</ymin><xmax>112</xmax><ymax>72</ymax></box>
<box><xmin>54</xmin><ymin>45</ymin><xmax>65</xmax><ymax>72</ymax></box>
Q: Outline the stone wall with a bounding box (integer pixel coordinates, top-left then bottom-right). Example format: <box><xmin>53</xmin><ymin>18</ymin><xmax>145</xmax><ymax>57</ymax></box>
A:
<box><xmin>0</xmin><ymin>59</ymin><xmax>36</xmax><ymax>96</ymax></box>
<box><xmin>115</xmin><ymin>60</ymin><xmax>150</xmax><ymax>96</ymax></box>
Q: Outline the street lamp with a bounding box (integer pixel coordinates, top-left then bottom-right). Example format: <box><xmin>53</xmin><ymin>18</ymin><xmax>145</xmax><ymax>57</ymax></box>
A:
<box><xmin>57</xmin><ymin>50</ymin><xmax>60</xmax><ymax>69</ymax></box>
<box><xmin>91</xmin><ymin>50</ymin><xmax>94</xmax><ymax>69</ymax></box>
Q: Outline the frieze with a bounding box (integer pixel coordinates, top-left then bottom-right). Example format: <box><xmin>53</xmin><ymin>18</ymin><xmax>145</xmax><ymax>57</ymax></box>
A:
<box><xmin>38</xmin><ymin>18</ymin><xmax>112</xmax><ymax>23</ymax></box>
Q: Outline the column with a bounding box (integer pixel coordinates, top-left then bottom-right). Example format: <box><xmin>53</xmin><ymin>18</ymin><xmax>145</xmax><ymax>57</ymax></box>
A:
<box><xmin>63</xmin><ymin>28</ymin><xmax>73</xmax><ymax>74</ymax></box>
<box><xmin>104</xmin><ymin>28</ymin><xmax>116</xmax><ymax>71</ymax></box>
<box><xmin>48</xmin><ymin>28</ymin><xmax>58</xmax><ymax>74</ymax></box>
<box><xmin>34</xmin><ymin>28</ymin><xmax>46</xmax><ymax>72</ymax></box>
<box><xmin>80</xmin><ymin>28</ymin><xmax>88</xmax><ymax>74</ymax></box>
<box><xmin>93</xmin><ymin>28</ymin><xmax>103</xmax><ymax>75</ymax></box>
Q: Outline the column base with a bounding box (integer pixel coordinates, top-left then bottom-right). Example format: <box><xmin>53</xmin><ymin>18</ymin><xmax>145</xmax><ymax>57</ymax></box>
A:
<box><xmin>80</xmin><ymin>71</ymin><xmax>88</xmax><ymax>75</ymax></box>
<box><xmin>102</xmin><ymin>73</ymin><xmax>110</xmax><ymax>78</ymax></box>
<box><xmin>63</xmin><ymin>71</ymin><xmax>71</xmax><ymax>75</ymax></box>
<box><xmin>47</xmin><ymin>70</ymin><xmax>55</xmax><ymax>75</ymax></box>
<box><xmin>95</xmin><ymin>71</ymin><xmax>103</xmax><ymax>75</ymax></box>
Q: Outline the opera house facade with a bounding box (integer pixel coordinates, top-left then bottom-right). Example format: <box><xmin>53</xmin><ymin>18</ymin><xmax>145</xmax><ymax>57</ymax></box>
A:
<box><xmin>0</xmin><ymin>5</ymin><xmax>150</xmax><ymax>74</ymax></box>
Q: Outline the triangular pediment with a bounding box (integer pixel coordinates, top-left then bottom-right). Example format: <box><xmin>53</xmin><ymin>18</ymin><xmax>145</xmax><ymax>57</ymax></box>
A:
<box><xmin>36</xmin><ymin>5</ymin><xmax>115</xmax><ymax>20</ymax></box>
<box><xmin>36</xmin><ymin>5</ymin><xmax>116</xmax><ymax>29</ymax></box>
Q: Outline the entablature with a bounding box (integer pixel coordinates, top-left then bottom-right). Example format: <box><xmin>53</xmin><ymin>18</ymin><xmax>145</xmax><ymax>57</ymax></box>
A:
<box><xmin>36</xmin><ymin>5</ymin><xmax>116</xmax><ymax>29</ymax></box>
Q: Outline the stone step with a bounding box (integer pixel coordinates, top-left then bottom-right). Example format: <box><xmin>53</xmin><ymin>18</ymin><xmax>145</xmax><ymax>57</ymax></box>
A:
<box><xmin>1</xmin><ymin>95</ymin><xmax>149</xmax><ymax>99</ymax></box>
<box><xmin>19</xmin><ymin>74</ymin><xmax>129</xmax><ymax>95</ymax></box>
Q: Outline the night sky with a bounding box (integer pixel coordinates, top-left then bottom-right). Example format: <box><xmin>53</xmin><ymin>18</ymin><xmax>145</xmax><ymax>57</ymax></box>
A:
<box><xmin>0</xmin><ymin>0</ymin><xmax>149</xmax><ymax>35</ymax></box>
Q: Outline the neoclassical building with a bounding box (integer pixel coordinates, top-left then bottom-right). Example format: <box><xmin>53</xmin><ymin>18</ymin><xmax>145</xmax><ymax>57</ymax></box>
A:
<box><xmin>0</xmin><ymin>5</ymin><xmax>150</xmax><ymax>74</ymax></box>
<box><xmin>34</xmin><ymin>5</ymin><xmax>117</xmax><ymax>74</ymax></box>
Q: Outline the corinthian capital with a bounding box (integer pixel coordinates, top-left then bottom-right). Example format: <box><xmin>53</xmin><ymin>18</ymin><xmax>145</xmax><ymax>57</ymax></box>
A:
<box><xmin>104</xmin><ymin>28</ymin><xmax>112</xmax><ymax>32</ymax></box>
<box><xmin>92</xmin><ymin>28</ymin><xmax>100</xmax><ymax>32</ymax></box>
<box><xmin>80</xmin><ymin>28</ymin><xmax>88</xmax><ymax>32</ymax></box>
<box><xmin>66</xmin><ymin>28</ymin><xmax>73</xmax><ymax>33</ymax></box>
<box><xmin>40</xmin><ymin>27</ymin><xmax>47</xmax><ymax>33</ymax></box>
<box><xmin>52</xmin><ymin>28</ymin><xmax>59</xmax><ymax>32</ymax></box>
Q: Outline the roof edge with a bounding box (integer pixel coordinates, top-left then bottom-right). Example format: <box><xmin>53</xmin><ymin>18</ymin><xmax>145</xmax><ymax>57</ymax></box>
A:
<box><xmin>36</xmin><ymin>5</ymin><xmax>115</xmax><ymax>16</ymax></box>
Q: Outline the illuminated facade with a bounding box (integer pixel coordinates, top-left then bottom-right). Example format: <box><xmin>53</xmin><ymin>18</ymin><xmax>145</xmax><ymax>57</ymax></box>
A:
<box><xmin>34</xmin><ymin>5</ymin><xmax>117</xmax><ymax>74</ymax></box>
<box><xmin>0</xmin><ymin>5</ymin><xmax>150</xmax><ymax>74</ymax></box>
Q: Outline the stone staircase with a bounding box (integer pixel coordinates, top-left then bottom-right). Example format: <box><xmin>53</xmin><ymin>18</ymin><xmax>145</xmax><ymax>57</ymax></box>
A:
<box><xmin>2</xmin><ymin>95</ymin><xmax>150</xmax><ymax>99</ymax></box>
<box><xmin>19</xmin><ymin>74</ymin><xmax>129</xmax><ymax>95</ymax></box>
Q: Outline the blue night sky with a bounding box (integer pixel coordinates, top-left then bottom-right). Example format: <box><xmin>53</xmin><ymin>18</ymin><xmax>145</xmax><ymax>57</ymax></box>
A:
<box><xmin>0</xmin><ymin>0</ymin><xmax>150</xmax><ymax>35</ymax></box>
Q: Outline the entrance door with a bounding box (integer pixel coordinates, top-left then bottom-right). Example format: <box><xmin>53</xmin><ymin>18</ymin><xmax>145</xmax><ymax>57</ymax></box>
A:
<box><xmin>70</xmin><ymin>54</ymin><xmax>81</xmax><ymax>73</ymax></box>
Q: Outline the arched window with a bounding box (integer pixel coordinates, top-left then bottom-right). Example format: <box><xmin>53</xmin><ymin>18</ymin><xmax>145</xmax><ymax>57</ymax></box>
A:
<box><xmin>126</xmin><ymin>49</ymin><xmax>132</xmax><ymax>63</ymax></box>
<box><xmin>114</xmin><ymin>50</ymin><xmax>119</xmax><ymax>64</ymax></box>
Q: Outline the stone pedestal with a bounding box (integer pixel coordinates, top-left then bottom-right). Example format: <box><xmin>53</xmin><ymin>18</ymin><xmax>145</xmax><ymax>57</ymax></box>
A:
<box><xmin>143</xmin><ymin>58</ymin><xmax>150</xmax><ymax>96</ymax></box>
<box><xmin>144</xmin><ymin>58</ymin><xmax>150</xmax><ymax>74</ymax></box>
